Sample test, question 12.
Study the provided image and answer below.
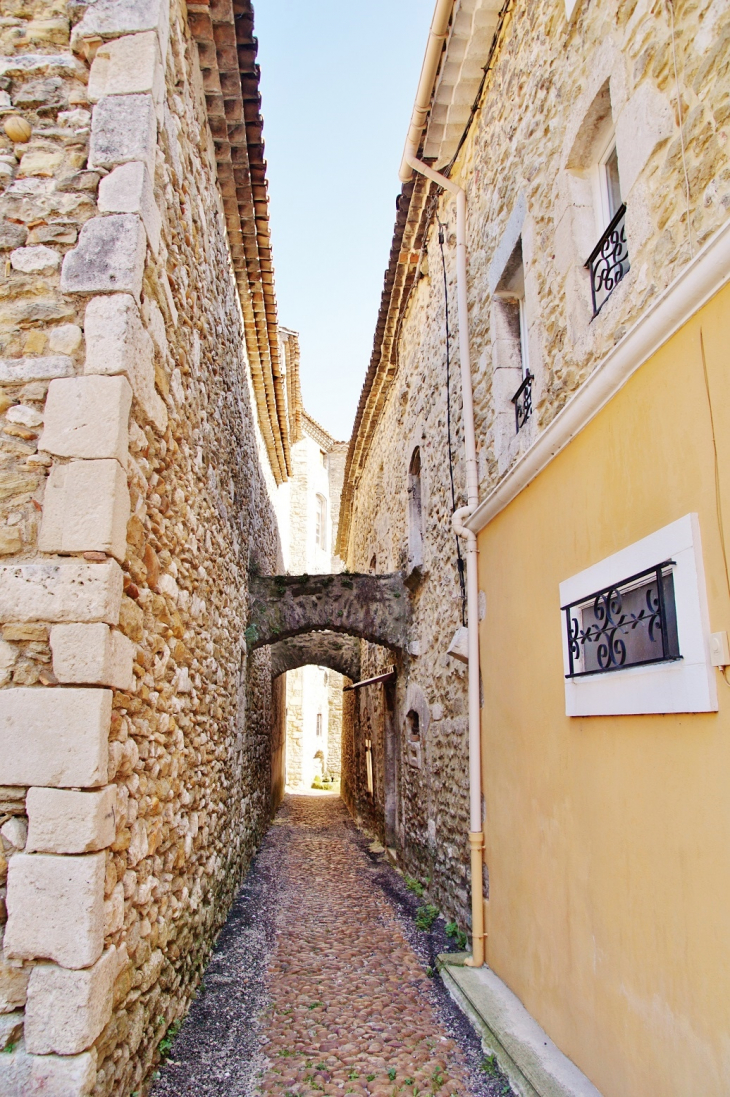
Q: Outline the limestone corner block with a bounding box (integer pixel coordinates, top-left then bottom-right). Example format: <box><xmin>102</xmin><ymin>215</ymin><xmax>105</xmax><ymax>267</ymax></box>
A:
<box><xmin>88</xmin><ymin>94</ymin><xmax>157</xmax><ymax>178</ymax></box>
<box><xmin>50</xmin><ymin>623</ymin><xmax>134</xmax><ymax>689</ymax></box>
<box><xmin>39</xmin><ymin>459</ymin><xmax>130</xmax><ymax>562</ymax></box>
<box><xmin>0</xmin><ymin>687</ymin><xmax>111</xmax><ymax>788</ymax></box>
<box><xmin>26</xmin><ymin>786</ymin><xmax>117</xmax><ymax>854</ymax></box>
<box><xmin>60</xmin><ymin>214</ymin><xmax>146</xmax><ymax>300</ymax></box>
<box><xmin>88</xmin><ymin>31</ymin><xmax>164</xmax><ymax>109</ymax></box>
<box><xmin>0</xmin><ymin>560</ymin><xmax>123</xmax><ymax>624</ymax></box>
<box><xmin>25</xmin><ymin>946</ymin><xmax>117</xmax><ymax>1055</ymax></box>
<box><xmin>0</xmin><ymin>1041</ymin><xmax>96</xmax><ymax>1096</ymax></box>
<box><xmin>5</xmin><ymin>852</ymin><xmax>106</xmax><ymax>969</ymax></box>
<box><xmin>73</xmin><ymin>0</ymin><xmax>170</xmax><ymax>63</ymax></box>
<box><xmin>98</xmin><ymin>161</ymin><xmax>161</xmax><ymax>256</ymax></box>
<box><xmin>0</xmin><ymin>356</ymin><xmax>74</xmax><ymax>384</ymax></box>
<box><xmin>84</xmin><ymin>294</ymin><xmax>167</xmax><ymax>430</ymax></box>
<box><xmin>39</xmin><ymin>376</ymin><xmax>132</xmax><ymax>467</ymax></box>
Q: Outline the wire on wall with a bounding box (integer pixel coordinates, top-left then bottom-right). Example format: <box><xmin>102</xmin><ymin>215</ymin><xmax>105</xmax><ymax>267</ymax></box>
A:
<box><xmin>699</xmin><ymin>327</ymin><xmax>730</xmax><ymax>687</ymax></box>
<box><xmin>437</xmin><ymin>217</ymin><xmax>467</xmax><ymax>626</ymax></box>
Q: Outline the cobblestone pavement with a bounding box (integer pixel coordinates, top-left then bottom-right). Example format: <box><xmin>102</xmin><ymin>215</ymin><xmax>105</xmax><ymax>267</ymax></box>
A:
<box><xmin>153</xmin><ymin>794</ymin><xmax>511</xmax><ymax>1097</ymax></box>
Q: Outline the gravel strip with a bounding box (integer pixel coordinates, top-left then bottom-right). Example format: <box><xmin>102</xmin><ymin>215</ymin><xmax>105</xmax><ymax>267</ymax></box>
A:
<box><xmin>152</xmin><ymin>794</ymin><xmax>512</xmax><ymax>1097</ymax></box>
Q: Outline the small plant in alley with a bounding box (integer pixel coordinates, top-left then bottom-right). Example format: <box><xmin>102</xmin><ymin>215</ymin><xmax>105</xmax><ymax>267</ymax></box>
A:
<box><xmin>444</xmin><ymin>921</ymin><xmax>468</xmax><ymax>949</ymax></box>
<box><xmin>481</xmin><ymin>1053</ymin><xmax>498</xmax><ymax>1076</ymax></box>
<box><xmin>367</xmin><ymin>1074</ymin><xmax>376</xmax><ymax>1081</ymax></box>
<box><xmin>388</xmin><ymin>1067</ymin><xmax>397</xmax><ymax>1080</ymax></box>
<box><xmin>415</xmin><ymin>903</ymin><xmax>440</xmax><ymax>930</ymax></box>
<box><xmin>157</xmin><ymin>1019</ymin><xmax>182</xmax><ymax>1060</ymax></box>
<box><xmin>404</xmin><ymin>874</ymin><xmax>425</xmax><ymax>897</ymax></box>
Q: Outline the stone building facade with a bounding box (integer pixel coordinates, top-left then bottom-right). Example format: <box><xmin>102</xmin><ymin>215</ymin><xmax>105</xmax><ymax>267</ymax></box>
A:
<box><xmin>0</xmin><ymin>0</ymin><xmax>298</xmax><ymax>1092</ymax></box>
<box><xmin>338</xmin><ymin>1</ymin><xmax>730</xmax><ymax>1092</ymax></box>
<box><xmin>280</xmin><ymin>403</ymin><xmax>347</xmax><ymax>790</ymax></box>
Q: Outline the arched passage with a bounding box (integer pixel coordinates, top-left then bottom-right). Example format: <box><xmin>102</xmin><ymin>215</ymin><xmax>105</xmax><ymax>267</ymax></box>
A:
<box><xmin>269</xmin><ymin>632</ymin><xmax>360</xmax><ymax>681</ymax></box>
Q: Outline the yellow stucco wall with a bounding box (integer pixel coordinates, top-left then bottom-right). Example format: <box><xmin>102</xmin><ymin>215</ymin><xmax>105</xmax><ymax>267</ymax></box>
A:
<box><xmin>477</xmin><ymin>280</ymin><xmax>730</xmax><ymax>1097</ymax></box>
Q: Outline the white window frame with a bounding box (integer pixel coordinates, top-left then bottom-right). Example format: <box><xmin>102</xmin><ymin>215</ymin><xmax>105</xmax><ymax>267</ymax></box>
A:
<box><xmin>592</xmin><ymin>130</ymin><xmax>619</xmax><ymax>238</ymax></box>
<box><xmin>518</xmin><ymin>295</ymin><xmax>529</xmax><ymax>378</ymax></box>
<box><xmin>559</xmin><ymin>514</ymin><xmax>717</xmax><ymax>716</ymax></box>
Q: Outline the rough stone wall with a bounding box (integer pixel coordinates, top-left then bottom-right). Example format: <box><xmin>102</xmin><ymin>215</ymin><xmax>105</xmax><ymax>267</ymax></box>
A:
<box><xmin>326</xmin><ymin>669</ymin><xmax>343</xmax><ymax>780</ymax></box>
<box><xmin>344</xmin><ymin>0</ymin><xmax>730</xmax><ymax>932</ymax></box>
<box><xmin>0</xmin><ymin>0</ymin><xmax>284</xmax><ymax>1093</ymax></box>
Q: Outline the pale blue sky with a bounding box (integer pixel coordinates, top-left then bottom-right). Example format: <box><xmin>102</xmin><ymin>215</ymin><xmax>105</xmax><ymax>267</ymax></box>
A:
<box><xmin>255</xmin><ymin>0</ymin><xmax>434</xmax><ymax>441</ymax></box>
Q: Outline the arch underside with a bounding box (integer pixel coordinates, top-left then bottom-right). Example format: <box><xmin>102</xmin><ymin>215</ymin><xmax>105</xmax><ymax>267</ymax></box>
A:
<box><xmin>270</xmin><ymin>633</ymin><xmax>361</xmax><ymax>680</ymax></box>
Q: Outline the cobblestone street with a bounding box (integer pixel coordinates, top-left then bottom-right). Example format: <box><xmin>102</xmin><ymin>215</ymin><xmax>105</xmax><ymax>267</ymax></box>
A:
<box><xmin>153</xmin><ymin>794</ymin><xmax>509</xmax><ymax>1097</ymax></box>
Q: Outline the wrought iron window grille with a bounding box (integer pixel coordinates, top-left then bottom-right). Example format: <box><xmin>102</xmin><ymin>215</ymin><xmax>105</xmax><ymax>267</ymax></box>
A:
<box><xmin>562</xmin><ymin>561</ymin><xmax>681</xmax><ymax>679</ymax></box>
<box><xmin>585</xmin><ymin>203</ymin><xmax>630</xmax><ymax>316</ymax></box>
<box><xmin>511</xmin><ymin>370</ymin><xmax>533</xmax><ymax>433</ymax></box>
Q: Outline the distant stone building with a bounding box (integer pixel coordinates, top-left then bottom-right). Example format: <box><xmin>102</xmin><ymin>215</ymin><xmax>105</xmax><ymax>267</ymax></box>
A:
<box><xmin>278</xmin><ymin>375</ymin><xmax>347</xmax><ymax>790</ymax></box>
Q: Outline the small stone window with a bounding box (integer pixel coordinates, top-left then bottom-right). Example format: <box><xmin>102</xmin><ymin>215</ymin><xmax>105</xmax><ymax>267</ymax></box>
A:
<box><xmin>316</xmin><ymin>712</ymin><xmax>323</xmax><ymax>737</ymax></box>
<box><xmin>407</xmin><ymin>447</ymin><xmax>424</xmax><ymax>572</ymax></box>
<box><xmin>405</xmin><ymin>709</ymin><xmax>422</xmax><ymax>769</ymax></box>
<box><xmin>315</xmin><ymin>494</ymin><xmax>327</xmax><ymax>551</ymax></box>
<box><xmin>585</xmin><ymin>128</ymin><xmax>629</xmax><ymax>315</ymax></box>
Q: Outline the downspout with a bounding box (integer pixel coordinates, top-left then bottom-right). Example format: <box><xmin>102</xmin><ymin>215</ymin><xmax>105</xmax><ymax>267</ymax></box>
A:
<box><xmin>403</xmin><ymin>154</ymin><xmax>485</xmax><ymax>968</ymax></box>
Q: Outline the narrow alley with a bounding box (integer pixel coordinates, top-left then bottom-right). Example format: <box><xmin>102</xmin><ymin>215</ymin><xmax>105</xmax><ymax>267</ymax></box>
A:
<box><xmin>152</xmin><ymin>795</ymin><xmax>509</xmax><ymax>1097</ymax></box>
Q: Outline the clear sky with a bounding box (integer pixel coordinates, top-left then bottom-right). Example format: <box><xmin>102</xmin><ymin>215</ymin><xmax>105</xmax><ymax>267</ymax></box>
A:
<box><xmin>255</xmin><ymin>0</ymin><xmax>434</xmax><ymax>442</ymax></box>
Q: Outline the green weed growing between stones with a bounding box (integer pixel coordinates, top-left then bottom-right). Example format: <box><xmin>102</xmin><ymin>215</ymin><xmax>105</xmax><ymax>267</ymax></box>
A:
<box><xmin>444</xmin><ymin>922</ymin><xmax>468</xmax><ymax>950</ymax></box>
<box><xmin>481</xmin><ymin>1054</ymin><xmax>498</xmax><ymax>1076</ymax></box>
<box><xmin>404</xmin><ymin>874</ymin><xmax>425</xmax><ymax>897</ymax></box>
<box><xmin>158</xmin><ymin>1019</ymin><xmax>182</xmax><ymax>1059</ymax></box>
<box><xmin>415</xmin><ymin>903</ymin><xmax>439</xmax><ymax>930</ymax></box>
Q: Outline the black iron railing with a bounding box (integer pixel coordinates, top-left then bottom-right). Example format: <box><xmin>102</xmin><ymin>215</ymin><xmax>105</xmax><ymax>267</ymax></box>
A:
<box><xmin>585</xmin><ymin>203</ymin><xmax>630</xmax><ymax>316</ymax></box>
<box><xmin>562</xmin><ymin>561</ymin><xmax>681</xmax><ymax>679</ymax></box>
<box><xmin>511</xmin><ymin>370</ymin><xmax>533</xmax><ymax>433</ymax></box>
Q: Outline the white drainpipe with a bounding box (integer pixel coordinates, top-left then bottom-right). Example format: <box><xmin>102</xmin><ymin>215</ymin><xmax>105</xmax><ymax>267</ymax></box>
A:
<box><xmin>403</xmin><ymin>153</ymin><xmax>485</xmax><ymax>968</ymax></box>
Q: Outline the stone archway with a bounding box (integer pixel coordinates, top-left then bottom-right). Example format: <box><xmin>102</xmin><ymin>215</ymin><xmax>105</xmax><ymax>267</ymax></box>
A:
<box><xmin>246</xmin><ymin>572</ymin><xmax>411</xmax><ymax>651</ymax></box>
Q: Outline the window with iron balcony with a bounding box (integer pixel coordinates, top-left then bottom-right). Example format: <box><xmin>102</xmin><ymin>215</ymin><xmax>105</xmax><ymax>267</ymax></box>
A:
<box><xmin>586</xmin><ymin>134</ymin><xmax>630</xmax><ymax>315</ymax></box>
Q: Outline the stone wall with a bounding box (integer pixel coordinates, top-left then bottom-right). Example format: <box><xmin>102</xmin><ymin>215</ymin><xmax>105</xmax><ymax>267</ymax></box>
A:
<box><xmin>0</xmin><ymin>0</ymin><xmax>285</xmax><ymax>1092</ymax></box>
<box><xmin>341</xmin><ymin>0</ymin><xmax>730</xmax><ymax>934</ymax></box>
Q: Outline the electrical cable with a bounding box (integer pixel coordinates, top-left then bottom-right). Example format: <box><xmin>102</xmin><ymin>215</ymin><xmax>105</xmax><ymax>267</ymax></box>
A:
<box><xmin>438</xmin><ymin>216</ymin><xmax>467</xmax><ymax>625</ymax></box>
<box><xmin>698</xmin><ymin>326</ymin><xmax>730</xmax><ymax>687</ymax></box>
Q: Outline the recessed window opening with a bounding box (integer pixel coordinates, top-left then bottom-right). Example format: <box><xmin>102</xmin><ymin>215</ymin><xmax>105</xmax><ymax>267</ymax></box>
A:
<box><xmin>369</xmin><ymin>554</ymin><xmax>377</xmax><ymax>574</ymax></box>
<box><xmin>407</xmin><ymin>447</ymin><xmax>424</xmax><ymax>570</ymax></box>
<box><xmin>496</xmin><ymin>239</ymin><xmax>532</xmax><ymax>432</ymax></box>
<box><xmin>316</xmin><ymin>712</ymin><xmax>323</xmax><ymax>737</ymax></box>
<box><xmin>406</xmin><ymin>710</ymin><xmax>420</xmax><ymax>742</ymax></box>
<box><xmin>586</xmin><ymin>113</ymin><xmax>629</xmax><ymax>315</ymax></box>
<box><xmin>315</xmin><ymin>493</ymin><xmax>327</xmax><ymax>551</ymax></box>
<box><xmin>365</xmin><ymin>736</ymin><xmax>374</xmax><ymax>794</ymax></box>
